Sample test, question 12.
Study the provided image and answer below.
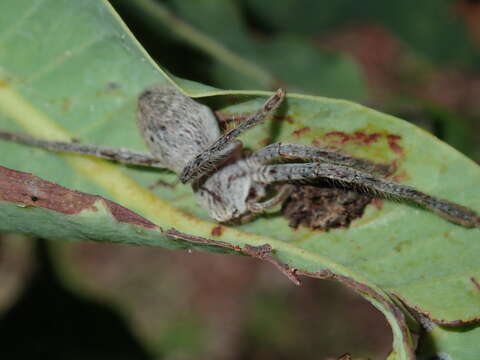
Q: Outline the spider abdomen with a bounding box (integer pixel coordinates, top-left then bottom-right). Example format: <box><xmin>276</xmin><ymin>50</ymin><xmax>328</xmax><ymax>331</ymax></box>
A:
<box><xmin>137</xmin><ymin>85</ymin><xmax>221</xmax><ymax>174</ymax></box>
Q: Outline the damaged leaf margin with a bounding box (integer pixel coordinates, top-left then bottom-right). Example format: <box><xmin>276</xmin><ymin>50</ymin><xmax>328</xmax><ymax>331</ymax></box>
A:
<box><xmin>0</xmin><ymin>164</ymin><xmax>415</xmax><ymax>359</ymax></box>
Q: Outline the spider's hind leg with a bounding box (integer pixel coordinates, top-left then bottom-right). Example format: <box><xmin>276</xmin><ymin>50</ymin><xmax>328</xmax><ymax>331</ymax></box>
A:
<box><xmin>249</xmin><ymin>142</ymin><xmax>393</xmax><ymax>176</ymax></box>
<box><xmin>252</xmin><ymin>162</ymin><xmax>480</xmax><ymax>228</ymax></box>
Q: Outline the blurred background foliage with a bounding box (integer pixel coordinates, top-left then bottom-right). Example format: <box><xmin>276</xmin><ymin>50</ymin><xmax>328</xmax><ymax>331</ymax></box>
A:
<box><xmin>1</xmin><ymin>0</ymin><xmax>479</xmax><ymax>359</ymax></box>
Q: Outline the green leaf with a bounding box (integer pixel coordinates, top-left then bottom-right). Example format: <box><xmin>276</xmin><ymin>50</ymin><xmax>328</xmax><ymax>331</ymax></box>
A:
<box><xmin>1</xmin><ymin>1</ymin><xmax>480</xmax><ymax>359</ymax></box>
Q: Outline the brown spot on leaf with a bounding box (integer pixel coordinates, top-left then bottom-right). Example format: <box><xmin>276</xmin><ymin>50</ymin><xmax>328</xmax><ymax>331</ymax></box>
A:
<box><xmin>354</xmin><ymin>131</ymin><xmax>381</xmax><ymax>144</ymax></box>
<box><xmin>325</xmin><ymin>131</ymin><xmax>350</xmax><ymax>144</ymax></box>
<box><xmin>291</xmin><ymin>127</ymin><xmax>311</xmax><ymax>138</ymax></box>
<box><xmin>387</xmin><ymin>134</ymin><xmax>403</xmax><ymax>154</ymax></box>
<box><xmin>273</xmin><ymin>114</ymin><xmax>294</xmax><ymax>124</ymax></box>
<box><xmin>211</xmin><ymin>225</ymin><xmax>224</xmax><ymax>237</ymax></box>
<box><xmin>0</xmin><ymin>165</ymin><xmax>157</xmax><ymax>229</ymax></box>
<box><xmin>282</xmin><ymin>184</ymin><xmax>373</xmax><ymax>231</ymax></box>
<box><xmin>0</xmin><ymin>79</ymin><xmax>9</xmax><ymax>87</ymax></box>
<box><xmin>259</xmin><ymin>137</ymin><xmax>271</xmax><ymax>146</ymax></box>
<box><xmin>325</xmin><ymin>131</ymin><xmax>382</xmax><ymax>145</ymax></box>
<box><xmin>315</xmin><ymin>130</ymin><xmax>404</xmax><ymax>162</ymax></box>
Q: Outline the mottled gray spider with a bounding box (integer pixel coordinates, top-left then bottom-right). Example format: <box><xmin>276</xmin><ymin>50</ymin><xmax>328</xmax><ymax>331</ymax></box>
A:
<box><xmin>0</xmin><ymin>85</ymin><xmax>478</xmax><ymax>227</ymax></box>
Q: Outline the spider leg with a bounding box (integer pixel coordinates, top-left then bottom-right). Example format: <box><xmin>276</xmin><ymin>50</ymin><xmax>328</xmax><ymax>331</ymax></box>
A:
<box><xmin>179</xmin><ymin>88</ymin><xmax>285</xmax><ymax>184</ymax></box>
<box><xmin>0</xmin><ymin>130</ymin><xmax>166</xmax><ymax>168</ymax></box>
<box><xmin>249</xmin><ymin>142</ymin><xmax>392</xmax><ymax>175</ymax></box>
<box><xmin>252</xmin><ymin>162</ymin><xmax>480</xmax><ymax>228</ymax></box>
<box><xmin>228</xmin><ymin>185</ymin><xmax>293</xmax><ymax>225</ymax></box>
<box><xmin>247</xmin><ymin>184</ymin><xmax>294</xmax><ymax>214</ymax></box>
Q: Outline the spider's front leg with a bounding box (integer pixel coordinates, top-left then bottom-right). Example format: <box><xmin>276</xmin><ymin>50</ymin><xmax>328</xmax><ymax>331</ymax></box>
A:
<box><xmin>252</xmin><ymin>162</ymin><xmax>480</xmax><ymax>228</ymax></box>
<box><xmin>179</xmin><ymin>88</ymin><xmax>285</xmax><ymax>184</ymax></box>
<box><xmin>0</xmin><ymin>130</ymin><xmax>166</xmax><ymax>168</ymax></box>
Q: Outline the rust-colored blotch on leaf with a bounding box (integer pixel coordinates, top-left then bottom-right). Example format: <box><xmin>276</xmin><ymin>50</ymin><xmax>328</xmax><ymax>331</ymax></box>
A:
<box><xmin>0</xmin><ymin>165</ymin><xmax>157</xmax><ymax>229</ymax></box>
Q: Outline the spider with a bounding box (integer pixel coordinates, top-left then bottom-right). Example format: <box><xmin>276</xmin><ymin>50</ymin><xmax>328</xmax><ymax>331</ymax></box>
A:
<box><xmin>0</xmin><ymin>85</ymin><xmax>478</xmax><ymax>227</ymax></box>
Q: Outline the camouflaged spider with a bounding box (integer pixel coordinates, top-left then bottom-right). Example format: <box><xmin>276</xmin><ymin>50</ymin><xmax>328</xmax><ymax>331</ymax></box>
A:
<box><xmin>1</xmin><ymin>85</ymin><xmax>479</xmax><ymax>227</ymax></box>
